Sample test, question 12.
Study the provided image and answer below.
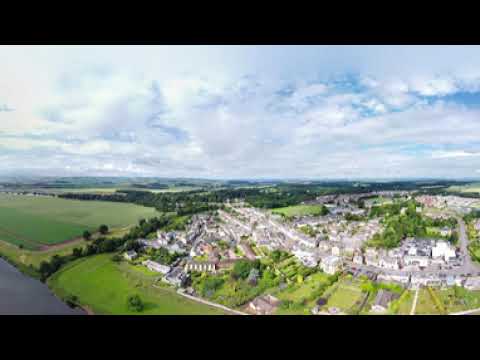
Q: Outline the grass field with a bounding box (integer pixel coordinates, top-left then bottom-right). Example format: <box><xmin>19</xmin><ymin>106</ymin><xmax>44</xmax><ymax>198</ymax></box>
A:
<box><xmin>274</xmin><ymin>272</ymin><xmax>332</xmax><ymax>315</ymax></box>
<box><xmin>272</xmin><ymin>204</ymin><xmax>326</xmax><ymax>218</ymax></box>
<box><xmin>448</xmin><ymin>183</ymin><xmax>480</xmax><ymax>194</ymax></box>
<box><xmin>0</xmin><ymin>194</ymin><xmax>159</xmax><ymax>249</ymax></box>
<box><xmin>325</xmin><ymin>280</ymin><xmax>365</xmax><ymax>313</ymax></box>
<box><xmin>393</xmin><ymin>290</ymin><xmax>414</xmax><ymax>315</ymax></box>
<box><xmin>48</xmin><ymin>254</ymin><xmax>225</xmax><ymax>315</ymax></box>
<box><xmin>0</xmin><ymin>238</ymin><xmax>87</xmax><ymax>269</ymax></box>
<box><xmin>45</xmin><ymin>186</ymin><xmax>201</xmax><ymax>194</ymax></box>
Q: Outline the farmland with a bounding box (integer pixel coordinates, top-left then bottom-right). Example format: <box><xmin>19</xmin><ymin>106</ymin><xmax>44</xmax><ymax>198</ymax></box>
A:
<box><xmin>0</xmin><ymin>194</ymin><xmax>159</xmax><ymax>249</ymax></box>
<box><xmin>48</xmin><ymin>254</ymin><xmax>225</xmax><ymax>315</ymax></box>
<box><xmin>46</xmin><ymin>185</ymin><xmax>201</xmax><ymax>194</ymax></box>
<box><xmin>272</xmin><ymin>204</ymin><xmax>327</xmax><ymax>218</ymax></box>
<box><xmin>448</xmin><ymin>183</ymin><xmax>480</xmax><ymax>194</ymax></box>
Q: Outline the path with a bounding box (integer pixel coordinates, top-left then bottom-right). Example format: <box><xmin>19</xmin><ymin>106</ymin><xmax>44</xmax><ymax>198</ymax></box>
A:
<box><xmin>176</xmin><ymin>289</ymin><xmax>248</xmax><ymax>315</ymax></box>
<box><xmin>410</xmin><ymin>287</ymin><xmax>419</xmax><ymax>315</ymax></box>
<box><xmin>449</xmin><ymin>307</ymin><xmax>480</xmax><ymax>315</ymax></box>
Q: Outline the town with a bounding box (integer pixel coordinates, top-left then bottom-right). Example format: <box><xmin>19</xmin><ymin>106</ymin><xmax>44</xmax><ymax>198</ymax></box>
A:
<box><xmin>121</xmin><ymin>191</ymin><xmax>480</xmax><ymax>315</ymax></box>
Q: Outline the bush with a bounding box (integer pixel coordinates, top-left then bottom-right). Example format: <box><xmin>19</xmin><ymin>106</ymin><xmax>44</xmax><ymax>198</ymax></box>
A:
<box><xmin>64</xmin><ymin>294</ymin><xmax>79</xmax><ymax>308</ymax></box>
<box><xmin>99</xmin><ymin>224</ymin><xmax>109</xmax><ymax>235</ymax></box>
<box><xmin>127</xmin><ymin>294</ymin><xmax>144</xmax><ymax>312</ymax></box>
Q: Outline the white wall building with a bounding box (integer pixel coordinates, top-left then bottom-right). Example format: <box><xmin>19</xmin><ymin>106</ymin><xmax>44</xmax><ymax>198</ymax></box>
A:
<box><xmin>432</xmin><ymin>241</ymin><xmax>456</xmax><ymax>262</ymax></box>
<box><xmin>320</xmin><ymin>255</ymin><xmax>342</xmax><ymax>275</ymax></box>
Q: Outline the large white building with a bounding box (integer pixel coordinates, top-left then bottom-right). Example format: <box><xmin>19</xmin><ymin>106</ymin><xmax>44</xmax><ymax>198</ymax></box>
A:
<box><xmin>432</xmin><ymin>241</ymin><xmax>456</xmax><ymax>262</ymax></box>
<box><xmin>320</xmin><ymin>255</ymin><xmax>342</xmax><ymax>275</ymax></box>
<box><xmin>142</xmin><ymin>260</ymin><xmax>171</xmax><ymax>274</ymax></box>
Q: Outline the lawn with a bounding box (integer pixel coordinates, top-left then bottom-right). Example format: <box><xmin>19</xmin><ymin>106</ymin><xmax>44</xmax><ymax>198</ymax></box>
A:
<box><xmin>324</xmin><ymin>279</ymin><xmax>365</xmax><ymax>314</ymax></box>
<box><xmin>436</xmin><ymin>287</ymin><xmax>480</xmax><ymax>313</ymax></box>
<box><xmin>48</xmin><ymin>254</ymin><xmax>226</xmax><ymax>315</ymax></box>
<box><xmin>393</xmin><ymin>290</ymin><xmax>414</xmax><ymax>315</ymax></box>
<box><xmin>272</xmin><ymin>204</ymin><xmax>326</xmax><ymax>218</ymax></box>
<box><xmin>0</xmin><ymin>238</ymin><xmax>87</xmax><ymax>269</ymax></box>
<box><xmin>0</xmin><ymin>194</ymin><xmax>159</xmax><ymax>249</ymax></box>
<box><xmin>273</xmin><ymin>272</ymin><xmax>332</xmax><ymax>315</ymax></box>
<box><xmin>414</xmin><ymin>289</ymin><xmax>443</xmax><ymax>315</ymax></box>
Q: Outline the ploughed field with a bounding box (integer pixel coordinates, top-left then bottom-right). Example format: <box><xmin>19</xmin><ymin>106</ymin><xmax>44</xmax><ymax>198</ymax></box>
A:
<box><xmin>48</xmin><ymin>254</ymin><xmax>225</xmax><ymax>315</ymax></box>
<box><xmin>0</xmin><ymin>194</ymin><xmax>159</xmax><ymax>250</ymax></box>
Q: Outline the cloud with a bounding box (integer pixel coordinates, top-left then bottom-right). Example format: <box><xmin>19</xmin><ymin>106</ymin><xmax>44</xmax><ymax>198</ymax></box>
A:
<box><xmin>2</xmin><ymin>45</ymin><xmax>480</xmax><ymax>178</ymax></box>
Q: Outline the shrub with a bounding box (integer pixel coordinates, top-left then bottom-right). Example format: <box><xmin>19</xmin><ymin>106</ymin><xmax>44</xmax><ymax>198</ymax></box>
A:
<box><xmin>127</xmin><ymin>294</ymin><xmax>144</xmax><ymax>312</ymax></box>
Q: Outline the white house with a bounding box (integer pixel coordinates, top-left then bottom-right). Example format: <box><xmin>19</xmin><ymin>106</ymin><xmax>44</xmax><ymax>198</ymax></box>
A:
<box><xmin>184</xmin><ymin>261</ymin><xmax>217</xmax><ymax>273</ymax></box>
<box><xmin>124</xmin><ymin>250</ymin><xmax>138</xmax><ymax>261</ymax></box>
<box><xmin>142</xmin><ymin>260</ymin><xmax>171</xmax><ymax>274</ymax></box>
<box><xmin>293</xmin><ymin>249</ymin><xmax>319</xmax><ymax>268</ymax></box>
<box><xmin>464</xmin><ymin>276</ymin><xmax>480</xmax><ymax>290</ymax></box>
<box><xmin>365</xmin><ymin>255</ymin><xmax>379</xmax><ymax>267</ymax></box>
<box><xmin>320</xmin><ymin>255</ymin><xmax>342</xmax><ymax>275</ymax></box>
<box><xmin>377</xmin><ymin>273</ymin><xmax>410</xmax><ymax>285</ymax></box>
<box><xmin>378</xmin><ymin>256</ymin><xmax>400</xmax><ymax>270</ymax></box>
<box><xmin>432</xmin><ymin>241</ymin><xmax>456</xmax><ymax>262</ymax></box>
<box><xmin>353</xmin><ymin>254</ymin><xmax>364</xmax><ymax>265</ymax></box>
<box><xmin>439</xmin><ymin>227</ymin><xmax>452</xmax><ymax>237</ymax></box>
<box><xmin>404</xmin><ymin>255</ymin><xmax>430</xmax><ymax>268</ymax></box>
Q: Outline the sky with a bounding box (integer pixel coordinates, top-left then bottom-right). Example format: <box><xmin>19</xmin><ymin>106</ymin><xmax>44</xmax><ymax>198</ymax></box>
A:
<box><xmin>2</xmin><ymin>45</ymin><xmax>480</xmax><ymax>179</ymax></box>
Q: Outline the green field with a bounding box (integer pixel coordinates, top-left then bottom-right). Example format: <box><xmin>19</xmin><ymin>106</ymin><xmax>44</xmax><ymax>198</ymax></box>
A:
<box><xmin>0</xmin><ymin>194</ymin><xmax>159</xmax><ymax>249</ymax></box>
<box><xmin>448</xmin><ymin>183</ymin><xmax>480</xmax><ymax>194</ymax></box>
<box><xmin>272</xmin><ymin>204</ymin><xmax>326</xmax><ymax>217</ymax></box>
<box><xmin>274</xmin><ymin>272</ymin><xmax>332</xmax><ymax>315</ymax></box>
<box><xmin>44</xmin><ymin>186</ymin><xmax>201</xmax><ymax>194</ymax></box>
<box><xmin>0</xmin><ymin>238</ymin><xmax>87</xmax><ymax>269</ymax></box>
<box><xmin>48</xmin><ymin>254</ymin><xmax>225</xmax><ymax>315</ymax></box>
<box><xmin>325</xmin><ymin>280</ymin><xmax>365</xmax><ymax>313</ymax></box>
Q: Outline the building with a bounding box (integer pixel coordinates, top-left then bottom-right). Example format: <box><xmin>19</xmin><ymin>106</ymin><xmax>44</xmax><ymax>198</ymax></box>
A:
<box><xmin>293</xmin><ymin>249</ymin><xmax>319</xmax><ymax>268</ymax></box>
<box><xmin>439</xmin><ymin>227</ymin><xmax>452</xmax><ymax>237</ymax></box>
<box><xmin>331</xmin><ymin>245</ymin><xmax>342</xmax><ymax>256</ymax></box>
<box><xmin>365</xmin><ymin>248</ymin><xmax>378</xmax><ymax>257</ymax></box>
<box><xmin>378</xmin><ymin>256</ymin><xmax>400</xmax><ymax>270</ymax></box>
<box><xmin>164</xmin><ymin>267</ymin><xmax>189</xmax><ymax>287</ymax></box>
<box><xmin>320</xmin><ymin>255</ymin><xmax>342</xmax><ymax>275</ymax></box>
<box><xmin>184</xmin><ymin>261</ymin><xmax>217</xmax><ymax>273</ymax></box>
<box><xmin>371</xmin><ymin>290</ymin><xmax>398</xmax><ymax>313</ymax></box>
<box><xmin>404</xmin><ymin>255</ymin><xmax>430</xmax><ymax>268</ymax></box>
<box><xmin>365</xmin><ymin>255</ymin><xmax>379</xmax><ymax>267</ymax></box>
<box><xmin>353</xmin><ymin>254</ymin><xmax>364</xmax><ymax>265</ymax></box>
<box><xmin>377</xmin><ymin>272</ymin><xmax>410</xmax><ymax>285</ymax></box>
<box><xmin>464</xmin><ymin>276</ymin><xmax>480</xmax><ymax>290</ymax></box>
<box><xmin>247</xmin><ymin>295</ymin><xmax>280</xmax><ymax>315</ymax></box>
<box><xmin>432</xmin><ymin>241</ymin><xmax>456</xmax><ymax>262</ymax></box>
<box><xmin>124</xmin><ymin>250</ymin><xmax>138</xmax><ymax>261</ymax></box>
<box><xmin>142</xmin><ymin>260</ymin><xmax>171</xmax><ymax>274</ymax></box>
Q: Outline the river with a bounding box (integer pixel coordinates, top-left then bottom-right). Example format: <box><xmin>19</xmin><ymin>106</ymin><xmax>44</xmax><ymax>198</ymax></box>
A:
<box><xmin>0</xmin><ymin>258</ymin><xmax>84</xmax><ymax>315</ymax></box>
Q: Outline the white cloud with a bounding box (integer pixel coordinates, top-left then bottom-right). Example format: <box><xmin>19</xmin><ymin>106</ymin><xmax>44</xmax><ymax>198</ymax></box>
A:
<box><xmin>3</xmin><ymin>45</ymin><xmax>480</xmax><ymax>178</ymax></box>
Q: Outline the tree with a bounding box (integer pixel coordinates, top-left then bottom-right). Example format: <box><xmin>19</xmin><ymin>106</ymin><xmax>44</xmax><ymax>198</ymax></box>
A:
<box><xmin>83</xmin><ymin>230</ymin><xmax>92</xmax><ymax>240</ymax></box>
<box><xmin>72</xmin><ymin>247</ymin><xmax>83</xmax><ymax>258</ymax></box>
<box><xmin>99</xmin><ymin>224</ymin><xmax>109</xmax><ymax>235</ymax></box>
<box><xmin>231</xmin><ymin>259</ymin><xmax>260</xmax><ymax>280</ymax></box>
<box><xmin>127</xmin><ymin>294</ymin><xmax>144</xmax><ymax>312</ymax></box>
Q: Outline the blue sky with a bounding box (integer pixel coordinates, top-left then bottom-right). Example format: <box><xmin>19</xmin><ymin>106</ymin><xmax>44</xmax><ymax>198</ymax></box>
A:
<box><xmin>2</xmin><ymin>45</ymin><xmax>480</xmax><ymax>179</ymax></box>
